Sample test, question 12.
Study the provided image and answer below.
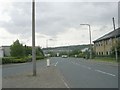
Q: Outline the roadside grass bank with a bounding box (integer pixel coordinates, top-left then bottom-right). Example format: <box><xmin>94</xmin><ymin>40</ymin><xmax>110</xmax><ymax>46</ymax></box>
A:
<box><xmin>92</xmin><ymin>57</ymin><xmax>119</xmax><ymax>63</ymax></box>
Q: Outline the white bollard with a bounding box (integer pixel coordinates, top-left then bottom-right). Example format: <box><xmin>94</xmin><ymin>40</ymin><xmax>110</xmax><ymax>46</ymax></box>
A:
<box><xmin>47</xmin><ymin>59</ymin><xmax>50</xmax><ymax>67</ymax></box>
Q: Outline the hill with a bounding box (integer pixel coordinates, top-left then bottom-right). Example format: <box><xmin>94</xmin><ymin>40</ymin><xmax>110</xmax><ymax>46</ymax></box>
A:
<box><xmin>42</xmin><ymin>44</ymin><xmax>90</xmax><ymax>51</ymax></box>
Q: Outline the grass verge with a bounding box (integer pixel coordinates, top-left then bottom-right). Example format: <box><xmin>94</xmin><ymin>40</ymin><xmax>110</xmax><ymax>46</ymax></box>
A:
<box><xmin>92</xmin><ymin>57</ymin><xmax>118</xmax><ymax>63</ymax></box>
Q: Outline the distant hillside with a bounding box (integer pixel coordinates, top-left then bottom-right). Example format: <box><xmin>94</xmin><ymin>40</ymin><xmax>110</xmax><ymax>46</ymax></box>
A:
<box><xmin>42</xmin><ymin>44</ymin><xmax>90</xmax><ymax>51</ymax></box>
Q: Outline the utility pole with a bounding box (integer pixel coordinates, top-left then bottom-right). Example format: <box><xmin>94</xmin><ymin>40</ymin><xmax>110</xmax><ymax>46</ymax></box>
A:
<box><xmin>46</xmin><ymin>39</ymin><xmax>48</xmax><ymax>48</ymax></box>
<box><xmin>88</xmin><ymin>25</ymin><xmax>92</xmax><ymax>59</ymax></box>
<box><xmin>32</xmin><ymin>0</ymin><xmax>36</xmax><ymax>76</ymax></box>
<box><xmin>112</xmin><ymin>17</ymin><xmax>118</xmax><ymax>61</ymax></box>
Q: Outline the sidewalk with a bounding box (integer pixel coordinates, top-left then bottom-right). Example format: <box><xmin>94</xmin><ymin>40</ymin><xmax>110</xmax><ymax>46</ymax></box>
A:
<box><xmin>2</xmin><ymin>66</ymin><xmax>67</xmax><ymax>88</ymax></box>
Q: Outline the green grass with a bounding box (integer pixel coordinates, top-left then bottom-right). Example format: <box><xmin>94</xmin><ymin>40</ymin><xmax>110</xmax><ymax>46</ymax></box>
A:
<box><xmin>93</xmin><ymin>57</ymin><xmax>118</xmax><ymax>63</ymax></box>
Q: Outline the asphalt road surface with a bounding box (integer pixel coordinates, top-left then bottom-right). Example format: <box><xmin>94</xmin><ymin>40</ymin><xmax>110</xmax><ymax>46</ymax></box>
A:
<box><xmin>2</xmin><ymin>57</ymin><xmax>118</xmax><ymax>88</ymax></box>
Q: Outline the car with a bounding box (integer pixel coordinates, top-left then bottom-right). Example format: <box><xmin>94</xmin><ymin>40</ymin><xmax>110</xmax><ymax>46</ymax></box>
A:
<box><xmin>61</xmin><ymin>55</ymin><xmax>68</xmax><ymax>58</ymax></box>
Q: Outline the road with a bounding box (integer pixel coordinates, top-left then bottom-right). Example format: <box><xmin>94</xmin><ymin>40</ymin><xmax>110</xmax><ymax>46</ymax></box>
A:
<box><xmin>2</xmin><ymin>57</ymin><xmax>118</xmax><ymax>88</ymax></box>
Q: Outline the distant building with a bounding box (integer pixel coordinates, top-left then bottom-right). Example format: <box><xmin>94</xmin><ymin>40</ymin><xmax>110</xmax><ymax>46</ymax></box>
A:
<box><xmin>93</xmin><ymin>27</ymin><xmax>120</xmax><ymax>56</ymax></box>
<box><xmin>0</xmin><ymin>47</ymin><xmax>4</xmax><ymax>57</ymax></box>
<box><xmin>1</xmin><ymin>46</ymin><xmax>11</xmax><ymax>57</ymax></box>
<box><xmin>1</xmin><ymin>46</ymin><xmax>42</xmax><ymax>57</ymax></box>
<box><xmin>81</xmin><ymin>48</ymin><xmax>89</xmax><ymax>52</ymax></box>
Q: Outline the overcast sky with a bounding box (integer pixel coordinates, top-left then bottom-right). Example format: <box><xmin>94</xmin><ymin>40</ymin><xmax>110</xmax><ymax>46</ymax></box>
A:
<box><xmin>0</xmin><ymin>0</ymin><xmax>119</xmax><ymax>48</ymax></box>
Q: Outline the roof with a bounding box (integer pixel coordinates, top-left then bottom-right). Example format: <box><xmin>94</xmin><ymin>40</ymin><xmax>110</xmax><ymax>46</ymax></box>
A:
<box><xmin>93</xmin><ymin>27</ymin><xmax>120</xmax><ymax>43</ymax></box>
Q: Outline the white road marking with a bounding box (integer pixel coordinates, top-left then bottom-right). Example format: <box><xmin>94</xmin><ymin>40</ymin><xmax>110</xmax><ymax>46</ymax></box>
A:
<box><xmin>95</xmin><ymin>69</ymin><xmax>116</xmax><ymax>77</ymax></box>
<box><xmin>70</xmin><ymin>62</ymin><xmax>92</xmax><ymax>70</ymax></box>
<box><xmin>64</xmin><ymin>81</ymin><xmax>70</xmax><ymax>88</ymax></box>
<box><xmin>81</xmin><ymin>65</ymin><xmax>92</xmax><ymax>70</ymax></box>
<box><xmin>54</xmin><ymin>61</ymin><xmax>58</xmax><ymax>66</ymax></box>
<box><xmin>61</xmin><ymin>77</ymin><xmax>70</xmax><ymax>88</ymax></box>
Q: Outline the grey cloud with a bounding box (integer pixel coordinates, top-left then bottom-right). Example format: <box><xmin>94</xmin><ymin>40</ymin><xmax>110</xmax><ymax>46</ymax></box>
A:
<box><xmin>0</xmin><ymin>2</ymin><xmax>118</xmax><ymax>37</ymax></box>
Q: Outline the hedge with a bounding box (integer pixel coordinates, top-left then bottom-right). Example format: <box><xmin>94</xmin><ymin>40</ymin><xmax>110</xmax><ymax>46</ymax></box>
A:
<box><xmin>2</xmin><ymin>56</ymin><xmax>44</xmax><ymax>64</ymax></box>
<box><xmin>36</xmin><ymin>56</ymin><xmax>44</xmax><ymax>60</ymax></box>
<box><xmin>2</xmin><ymin>57</ymin><xmax>29</xmax><ymax>64</ymax></box>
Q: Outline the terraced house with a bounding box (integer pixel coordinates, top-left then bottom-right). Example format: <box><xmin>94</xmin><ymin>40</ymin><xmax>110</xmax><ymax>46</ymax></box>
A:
<box><xmin>93</xmin><ymin>27</ymin><xmax>120</xmax><ymax>56</ymax></box>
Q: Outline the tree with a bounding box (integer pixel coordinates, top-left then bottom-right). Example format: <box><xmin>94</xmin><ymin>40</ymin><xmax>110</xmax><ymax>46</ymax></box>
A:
<box><xmin>24</xmin><ymin>45</ymin><xmax>32</xmax><ymax>56</ymax></box>
<box><xmin>69</xmin><ymin>49</ymin><xmax>82</xmax><ymax>57</ymax></box>
<box><xmin>10</xmin><ymin>39</ymin><xmax>25</xmax><ymax>58</ymax></box>
<box><xmin>36</xmin><ymin>47</ymin><xmax>44</xmax><ymax>57</ymax></box>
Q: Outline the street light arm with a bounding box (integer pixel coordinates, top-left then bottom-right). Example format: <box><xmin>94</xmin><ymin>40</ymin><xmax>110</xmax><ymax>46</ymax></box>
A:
<box><xmin>80</xmin><ymin>24</ymin><xmax>90</xmax><ymax>26</ymax></box>
<box><xmin>80</xmin><ymin>23</ymin><xmax>92</xmax><ymax>59</ymax></box>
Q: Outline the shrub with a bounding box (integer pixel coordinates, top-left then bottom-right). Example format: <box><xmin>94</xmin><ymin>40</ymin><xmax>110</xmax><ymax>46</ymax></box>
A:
<box><xmin>2</xmin><ymin>57</ymin><xmax>29</xmax><ymax>64</ymax></box>
<box><xmin>2</xmin><ymin>55</ymin><xmax>45</xmax><ymax>64</ymax></box>
<box><xmin>2</xmin><ymin>57</ymin><xmax>16</xmax><ymax>64</ymax></box>
<box><xmin>36</xmin><ymin>56</ymin><xmax>44</xmax><ymax>60</ymax></box>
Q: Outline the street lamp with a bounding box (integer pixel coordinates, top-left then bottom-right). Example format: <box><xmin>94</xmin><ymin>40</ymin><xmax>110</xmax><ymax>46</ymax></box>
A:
<box><xmin>32</xmin><ymin>0</ymin><xmax>36</xmax><ymax>76</ymax></box>
<box><xmin>46</xmin><ymin>39</ymin><xmax>53</xmax><ymax>48</ymax></box>
<box><xmin>80</xmin><ymin>24</ymin><xmax>92</xmax><ymax>59</ymax></box>
<box><xmin>112</xmin><ymin>17</ymin><xmax>118</xmax><ymax>61</ymax></box>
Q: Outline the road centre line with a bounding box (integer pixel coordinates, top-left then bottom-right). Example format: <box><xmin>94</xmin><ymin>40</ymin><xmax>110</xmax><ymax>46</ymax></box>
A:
<box><xmin>95</xmin><ymin>69</ymin><xmax>116</xmax><ymax>77</ymax></box>
<box><xmin>60</xmin><ymin>74</ymin><xmax>70</xmax><ymax>88</ymax></box>
<box><xmin>71</xmin><ymin>61</ymin><xmax>115</xmax><ymax>76</ymax></box>
<box><xmin>71</xmin><ymin>61</ymin><xmax>92</xmax><ymax>70</ymax></box>
<box><xmin>54</xmin><ymin>61</ymin><xmax>58</xmax><ymax>66</ymax></box>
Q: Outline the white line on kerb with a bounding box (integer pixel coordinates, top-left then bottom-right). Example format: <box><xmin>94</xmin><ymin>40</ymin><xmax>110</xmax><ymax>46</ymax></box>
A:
<box><xmin>64</xmin><ymin>81</ymin><xmax>69</xmax><ymax>88</ymax></box>
<box><xmin>61</xmin><ymin>77</ymin><xmax>70</xmax><ymax>88</ymax></box>
<box><xmin>54</xmin><ymin>61</ymin><xmax>58</xmax><ymax>66</ymax></box>
<box><xmin>95</xmin><ymin>70</ymin><xmax>116</xmax><ymax>77</ymax></box>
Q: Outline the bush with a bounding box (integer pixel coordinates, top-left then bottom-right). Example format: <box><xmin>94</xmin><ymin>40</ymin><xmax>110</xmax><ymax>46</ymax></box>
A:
<box><xmin>2</xmin><ymin>57</ymin><xmax>30</xmax><ymax>64</ymax></box>
<box><xmin>2</xmin><ymin>56</ymin><xmax>44</xmax><ymax>64</ymax></box>
<box><xmin>36</xmin><ymin>56</ymin><xmax>44</xmax><ymax>60</ymax></box>
<box><xmin>2</xmin><ymin>55</ymin><xmax>45</xmax><ymax>64</ymax></box>
<box><xmin>2</xmin><ymin>57</ymin><xmax>16</xmax><ymax>64</ymax></box>
<box><xmin>24</xmin><ymin>56</ymin><xmax>32</xmax><ymax>62</ymax></box>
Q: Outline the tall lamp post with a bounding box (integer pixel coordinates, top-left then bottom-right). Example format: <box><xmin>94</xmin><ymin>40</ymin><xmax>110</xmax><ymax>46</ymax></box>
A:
<box><xmin>32</xmin><ymin>0</ymin><xmax>36</xmax><ymax>76</ymax></box>
<box><xmin>112</xmin><ymin>17</ymin><xmax>118</xmax><ymax>61</ymax></box>
<box><xmin>80</xmin><ymin>24</ymin><xmax>92</xmax><ymax>59</ymax></box>
<box><xmin>46</xmin><ymin>39</ymin><xmax>53</xmax><ymax>48</ymax></box>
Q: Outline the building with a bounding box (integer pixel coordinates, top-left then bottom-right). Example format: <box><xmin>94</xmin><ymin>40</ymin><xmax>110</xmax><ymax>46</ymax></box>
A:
<box><xmin>0</xmin><ymin>46</ymin><xmax>11</xmax><ymax>57</ymax></box>
<box><xmin>0</xmin><ymin>47</ymin><xmax>4</xmax><ymax>57</ymax></box>
<box><xmin>93</xmin><ymin>27</ymin><xmax>120</xmax><ymax>56</ymax></box>
<box><xmin>81</xmin><ymin>48</ymin><xmax>89</xmax><ymax>52</ymax></box>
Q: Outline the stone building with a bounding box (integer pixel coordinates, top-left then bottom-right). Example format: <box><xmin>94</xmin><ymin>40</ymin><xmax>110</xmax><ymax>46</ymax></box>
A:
<box><xmin>93</xmin><ymin>27</ymin><xmax>120</xmax><ymax>56</ymax></box>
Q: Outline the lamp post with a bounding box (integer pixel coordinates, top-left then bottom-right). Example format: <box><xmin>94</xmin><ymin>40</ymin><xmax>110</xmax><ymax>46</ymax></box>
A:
<box><xmin>80</xmin><ymin>24</ymin><xmax>92</xmax><ymax>59</ymax></box>
<box><xmin>46</xmin><ymin>39</ymin><xmax>53</xmax><ymax>48</ymax></box>
<box><xmin>32</xmin><ymin>0</ymin><xmax>36</xmax><ymax>76</ymax></box>
<box><xmin>112</xmin><ymin>17</ymin><xmax>118</xmax><ymax>61</ymax></box>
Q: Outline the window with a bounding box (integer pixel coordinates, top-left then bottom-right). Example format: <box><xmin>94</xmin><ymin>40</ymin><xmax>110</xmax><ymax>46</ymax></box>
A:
<box><xmin>99</xmin><ymin>52</ymin><xmax>101</xmax><ymax>55</ymax></box>
<box><xmin>101</xmin><ymin>52</ymin><xmax>103</xmax><ymax>55</ymax></box>
<box><xmin>106</xmin><ymin>51</ymin><xmax>109</xmax><ymax>55</ymax></box>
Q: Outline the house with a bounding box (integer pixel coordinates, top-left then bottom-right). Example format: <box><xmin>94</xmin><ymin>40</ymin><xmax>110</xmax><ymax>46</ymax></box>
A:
<box><xmin>93</xmin><ymin>27</ymin><xmax>120</xmax><ymax>56</ymax></box>
<box><xmin>0</xmin><ymin>46</ymin><xmax>11</xmax><ymax>57</ymax></box>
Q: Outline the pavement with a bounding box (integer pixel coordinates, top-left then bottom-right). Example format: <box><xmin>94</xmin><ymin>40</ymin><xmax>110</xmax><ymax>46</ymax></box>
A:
<box><xmin>2</xmin><ymin>57</ymin><xmax>118</xmax><ymax>88</ymax></box>
<box><xmin>2</xmin><ymin>66</ymin><xmax>68</xmax><ymax>88</ymax></box>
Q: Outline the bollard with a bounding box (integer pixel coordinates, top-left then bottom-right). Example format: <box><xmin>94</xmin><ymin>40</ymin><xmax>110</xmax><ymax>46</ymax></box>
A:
<box><xmin>47</xmin><ymin>59</ymin><xmax>50</xmax><ymax>67</ymax></box>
